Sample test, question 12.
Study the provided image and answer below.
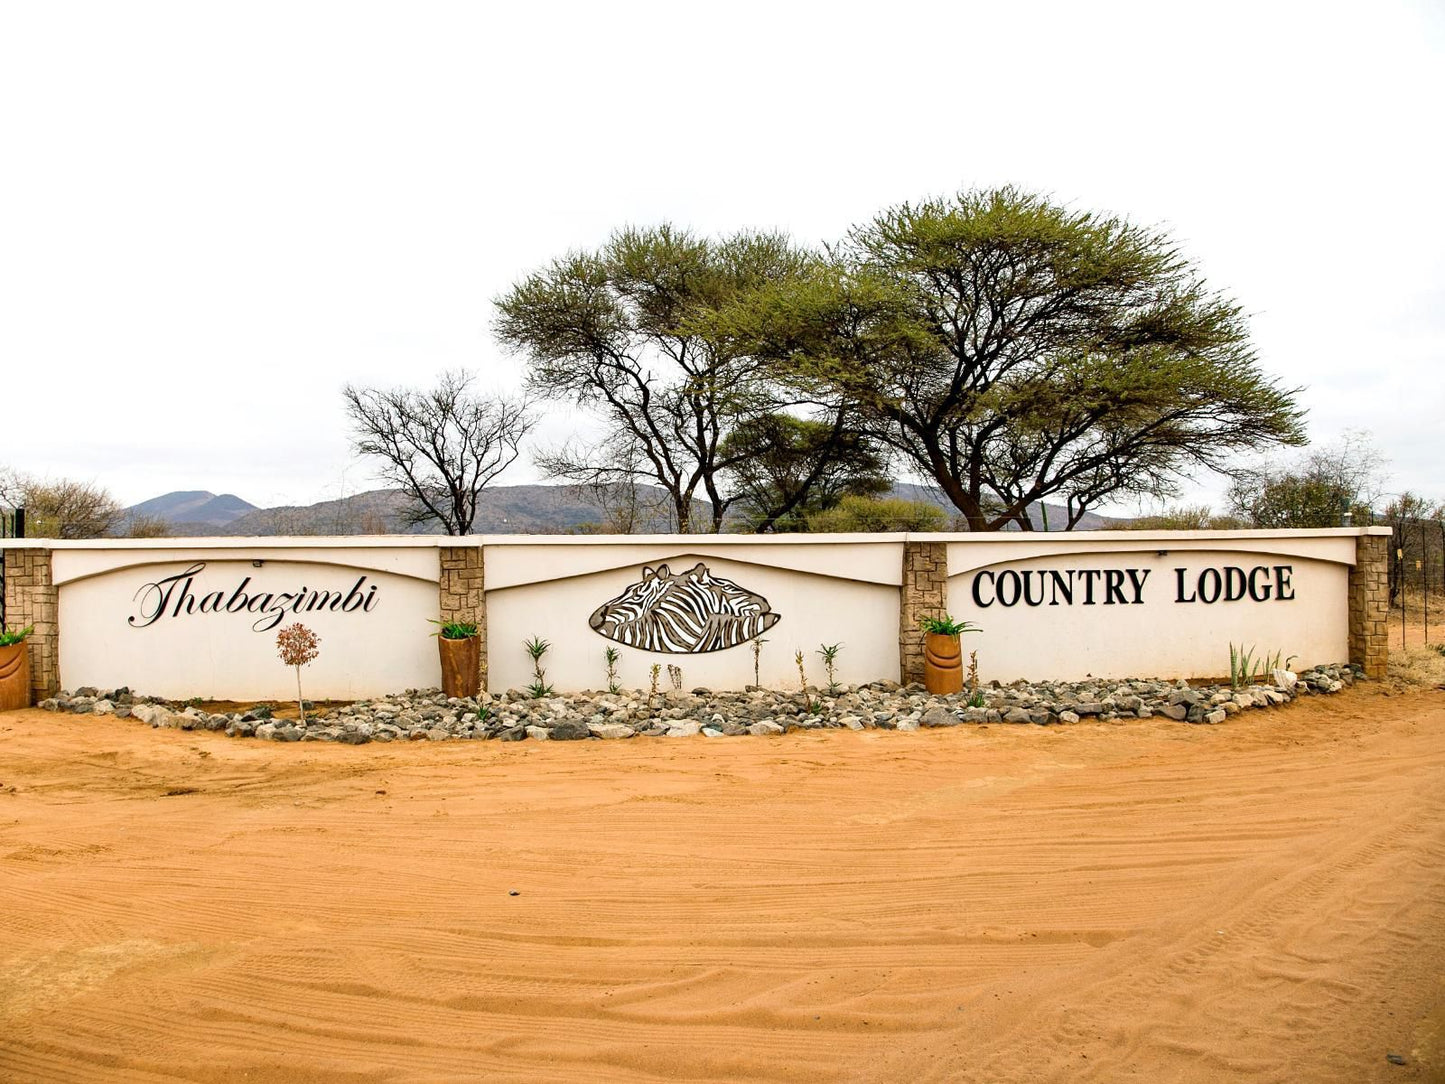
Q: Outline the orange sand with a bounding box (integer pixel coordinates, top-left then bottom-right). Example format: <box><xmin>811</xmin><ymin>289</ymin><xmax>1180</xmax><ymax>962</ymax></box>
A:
<box><xmin>1</xmin><ymin>688</ymin><xmax>1442</xmax><ymax>1082</ymax></box>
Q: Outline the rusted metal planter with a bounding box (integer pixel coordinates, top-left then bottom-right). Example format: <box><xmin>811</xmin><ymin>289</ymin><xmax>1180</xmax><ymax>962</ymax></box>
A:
<box><xmin>438</xmin><ymin>635</ymin><xmax>481</xmax><ymax>700</ymax></box>
<box><xmin>0</xmin><ymin>641</ymin><xmax>31</xmax><ymax>711</ymax></box>
<box><xmin>922</xmin><ymin>632</ymin><xmax>963</xmax><ymax>696</ymax></box>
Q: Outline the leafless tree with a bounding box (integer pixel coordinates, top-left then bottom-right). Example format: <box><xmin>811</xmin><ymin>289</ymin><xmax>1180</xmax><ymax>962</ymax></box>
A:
<box><xmin>343</xmin><ymin>371</ymin><xmax>536</xmax><ymax>535</ymax></box>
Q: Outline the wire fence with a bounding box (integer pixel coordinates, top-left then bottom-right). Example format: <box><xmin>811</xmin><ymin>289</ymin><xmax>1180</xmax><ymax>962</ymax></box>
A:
<box><xmin>1385</xmin><ymin>514</ymin><xmax>1445</xmax><ymax>648</ymax></box>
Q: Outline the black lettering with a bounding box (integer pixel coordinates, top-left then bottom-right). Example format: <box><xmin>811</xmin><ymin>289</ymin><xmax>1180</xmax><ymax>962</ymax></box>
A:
<box><xmin>1021</xmin><ymin>570</ymin><xmax>1045</xmax><ymax>606</ymax></box>
<box><xmin>305</xmin><ymin>590</ymin><xmax>337</xmax><ymax>612</ymax></box>
<box><xmin>1175</xmin><ymin>567</ymin><xmax>1197</xmax><ymax>603</ymax></box>
<box><xmin>362</xmin><ymin>586</ymin><xmax>379</xmax><ymax>613</ymax></box>
<box><xmin>1223</xmin><ymin>566</ymin><xmax>1247</xmax><ymax>602</ymax></box>
<box><xmin>1103</xmin><ymin>569</ymin><xmax>1128</xmax><ymax>605</ymax></box>
<box><xmin>197</xmin><ymin>590</ymin><xmax>225</xmax><ymax>614</ymax></box>
<box><xmin>1125</xmin><ymin>568</ymin><xmax>1151</xmax><ymax>604</ymax></box>
<box><xmin>128</xmin><ymin>563</ymin><xmax>206</xmax><ymax>628</ymax></box>
<box><xmin>972</xmin><ymin>571</ymin><xmax>995</xmax><ymax>608</ymax></box>
<box><xmin>996</xmin><ymin>570</ymin><xmax>1022</xmax><ymax>607</ymax></box>
<box><xmin>1274</xmin><ymin>564</ymin><xmax>1295</xmax><ymax>601</ymax></box>
<box><xmin>170</xmin><ymin>574</ymin><xmax>199</xmax><ymax>617</ymax></box>
<box><xmin>225</xmin><ymin>576</ymin><xmax>252</xmax><ymax>613</ymax></box>
<box><xmin>1079</xmin><ymin>569</ymin><xmax>1102</xmax><ymax>605</ymax></box>
<box><xmin>1247</xmin><ymin>566</ymin><xmax>1273</xmax><ymax>602</ymax></box>
<box><xmin>1198</xmin><ymin>567</ymin><xmax>1222</xmax><ymax>604</ymax></box>
<box><xmin>1048</xmin><ymin>570</ymin><xmax>1073</xmax><ymax>606</ymax></box>
<box><xmin>341</xmin><ymin>576</ymin><xmax>369</xmax><ymax>613</ymax></box>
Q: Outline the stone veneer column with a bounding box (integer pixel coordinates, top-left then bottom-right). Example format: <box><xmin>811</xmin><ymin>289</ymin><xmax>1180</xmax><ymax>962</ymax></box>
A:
<box><xmin>1348</xmin><ymin>533</ymin><xmax>1389</xmax><ymax>680</ymax></box>
<box><xmin>3</xmin><ymin>547</ymin><xmax>58</xmax><ymax>701</ymax></box>
<box><xmin>899</xmin><ymin>540</ymin><xmax>949</xmax><ymax>685</ymax></box>
<box><xmin>439</xmin><ymin>546</ymin><xmax>487</xmax><ymax>691</ymax></box>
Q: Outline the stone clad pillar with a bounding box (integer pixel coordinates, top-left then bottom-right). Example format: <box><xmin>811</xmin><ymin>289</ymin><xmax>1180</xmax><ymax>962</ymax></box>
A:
<box><xmin>439</xmin><ymin>546</ymin><xmax>487</xmax><ymax>691</ymax></box>
<box><xmin>899</xmin><ymin>540</ymin><xmax>949</xmax><ymax>685</ymax></box>
<box><xmin>3</xmin><ymin>547</ymin><xmax>58</xmax><ymax>701</ymax></box>
<box><xmin>1348</xmin><ymin>532</ymin><xmax>1389</xmax><ymax>680</ymax></box>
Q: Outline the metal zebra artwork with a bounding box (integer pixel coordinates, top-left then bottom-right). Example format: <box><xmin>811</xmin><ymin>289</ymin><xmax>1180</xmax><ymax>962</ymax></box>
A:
<box><xmin>588</xmin><ymin>562</ymin><xmax>781</xmax><ymax>653</ymax></box>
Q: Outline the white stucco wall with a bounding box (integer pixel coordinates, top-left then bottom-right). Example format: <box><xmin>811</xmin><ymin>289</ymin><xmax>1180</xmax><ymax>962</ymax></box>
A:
<box><xmin>2</xmin><ymin>529</ymin><xmax>1379</xmax><ymax>700</ymax></box>
<box><xmin>484</xmin><ymin>539</ymin><xmax>904</xmax><ymax>692</ymax></box>
<box><xmin>49</xmin><ymin>540</ymin><xmax>441</xmax><ymax>700</ymax></box>
<box><xmin>946</xmin><ymin>535</ymin><xmax>1352</xmax><ymax>682</ymax></box>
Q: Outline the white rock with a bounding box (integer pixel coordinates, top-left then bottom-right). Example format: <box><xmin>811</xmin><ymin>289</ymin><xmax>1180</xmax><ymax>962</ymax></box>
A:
<box><xmin>524</xmin><ymin>725</ymin><xmax>551</xmax><ymax>741</ymax></box>
<box><xmin>130</xmin><ymin>703</ymin><xmax>173</xmax><ymax>727</ymax></box>
<box><xmin>1272</xmin><ymin>669</ymin><xmax>1298</xmax><ymax>692</ymax></box>
<box><xmin>587</xmin><ymin>723</ymin><xmax>634</xmax><ymax>740</ymax></box>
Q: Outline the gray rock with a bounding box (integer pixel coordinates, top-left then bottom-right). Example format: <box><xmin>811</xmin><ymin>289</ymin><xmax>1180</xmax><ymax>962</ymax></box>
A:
<box><xmin>920</xmin><ymin>706</ymin><xmax>957</xmax><ymax>728</ymax></box>
<box><xmin>748</xmin><ymin>721</ymin><xmax>785</xmax><ymax>736</ymax></box>
<box><xmin>666</xmin><ymin>721</ymin><xmax>701</xmax><ymax>738</ymax></box>
<box><xmin>1004</xmin><ymin>707</ymin><xmax>1033</xmax><ymax>724</ymax></box>
<box><xmin>1162</xmin><ymin>704</ymin><xmax>1189</xmax><ymax>721</ymax></box>
<box><xmin>549</xmin><ymin>719</ymin><xmax>591</xmax><ymax>741</ymax></box>
<box><xmin>523</xmin><ymin>725</ymin><xmax>551</xmax><ymax>741</ymax></box>
<box><xmin>1058</xmin><ymin>710</ymin><xmax>1081</xmax><ymax>724</ymax></box>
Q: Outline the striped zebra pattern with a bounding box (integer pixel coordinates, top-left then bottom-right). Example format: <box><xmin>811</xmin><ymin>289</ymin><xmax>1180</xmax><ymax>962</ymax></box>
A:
<box><xmin>589</xmin><ymin>562</ymin><xmax>781</xmax><ymax>653</ymax></box>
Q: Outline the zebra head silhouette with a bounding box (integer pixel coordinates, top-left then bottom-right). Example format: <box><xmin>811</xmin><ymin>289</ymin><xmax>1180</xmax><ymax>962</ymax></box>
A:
<box><xmin>589</xmin><ymin>562</ymin><xmax>781</xmax><ymax>653</ymax></box>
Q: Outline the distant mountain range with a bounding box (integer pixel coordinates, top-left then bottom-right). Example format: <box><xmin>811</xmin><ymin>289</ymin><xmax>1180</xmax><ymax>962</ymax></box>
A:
<box><xmin>124</xmin><ymin>484</ymin><xmax>1120</xmax><ymax>536</ymax></box>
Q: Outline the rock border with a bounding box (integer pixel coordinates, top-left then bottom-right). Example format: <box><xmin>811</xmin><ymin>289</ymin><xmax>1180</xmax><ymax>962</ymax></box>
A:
<box><xmin>35</xmin><ymin>664</ymin><xmax>1359</xmax><ymax>744</ymax></box>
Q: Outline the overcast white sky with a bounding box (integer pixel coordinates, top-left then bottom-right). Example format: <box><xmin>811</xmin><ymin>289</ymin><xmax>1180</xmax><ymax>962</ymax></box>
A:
<box><xmin>2</xmin><ymin>0</ymin><xmax>1441</xmax><ymax>513</ymax></box>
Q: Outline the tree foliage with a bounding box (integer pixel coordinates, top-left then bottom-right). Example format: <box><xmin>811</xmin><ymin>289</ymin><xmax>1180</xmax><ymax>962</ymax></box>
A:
<box><xmin>343</xmin><ymin>370</ymin><xmax>536</xmax><ymax>535</ymax></box>
<box><xmin>717</xmin><ymin>187</ymin><xmax>1306</xmax><ymax>530</ymax></box>
<box><xmin>494</xmin><ymin>226</ymin><xmax>874</xmax><ymax>533</ymax></box>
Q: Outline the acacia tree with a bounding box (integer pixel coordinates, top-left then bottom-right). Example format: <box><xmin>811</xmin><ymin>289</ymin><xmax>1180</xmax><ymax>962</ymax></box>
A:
<box><xmin>722</xmin><ymin>187</ymin><xmax>1307</xmax><ymax>530</ymax></box>
<box><xmin>494</xmin><ymin>225</ymin><xmax>869</xmax><ymax>533</ymax></box>
<box><xmin>719</xmin><ymin>413</ymin><xmax>889</xmax><ymax>532</ymax></box>
<box><xmin>343</xmin><ymin>370</ymin><xmax>536</xmax><ymax>535</ymax></box>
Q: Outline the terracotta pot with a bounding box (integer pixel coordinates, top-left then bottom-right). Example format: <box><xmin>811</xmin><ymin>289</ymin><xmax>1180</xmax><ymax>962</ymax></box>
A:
<box><xmin>923</xmin><ymin>632</ymin><xmax>963</xmax><ymax>696</ymax></box>
<box><xmin>438</xmin><ymin>635</ymin><xmax>481</xmax><ymax>700</ymax></box>
<box><xmin>0</xmin><ymin>640</ymin><xmax>31</xmax><ymax>712</ymax></box>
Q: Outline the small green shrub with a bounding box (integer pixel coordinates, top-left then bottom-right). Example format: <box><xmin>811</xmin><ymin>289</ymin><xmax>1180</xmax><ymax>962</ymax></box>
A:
<box><xmin>432</xmin><ymin>619</ymin><xmax>479</xmax><ymax>639</ymax></box>
<box><xmin>919</xmin><ymin>614</ymin><xmax>982</xmax><ymax>636</ymax></box>
<box><xmin>0</xmin><ymin>624</ymin><xmax>34</xmax><ymax>647</ymax></box>
<box><xmin>524</xmin><ymin>636</ymin><xmax>554</xmax><ymax>698</ymax></box>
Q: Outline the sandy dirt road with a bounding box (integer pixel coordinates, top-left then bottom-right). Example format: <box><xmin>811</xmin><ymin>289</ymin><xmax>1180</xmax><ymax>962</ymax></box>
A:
<box><xmin>1</xmin><ymin>687</ymin><xmax>1442</xmax><ymax>1083</ymax></box>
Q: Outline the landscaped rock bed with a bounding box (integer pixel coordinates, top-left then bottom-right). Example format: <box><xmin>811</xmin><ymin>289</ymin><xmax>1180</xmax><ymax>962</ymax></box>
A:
<box><xmin>34</xmin><ymin>663</ymin><xmax>1360</xmax><ymax>743</ymax></box>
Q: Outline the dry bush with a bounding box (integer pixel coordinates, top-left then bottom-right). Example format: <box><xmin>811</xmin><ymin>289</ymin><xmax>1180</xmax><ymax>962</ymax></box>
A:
<box><xmin>1385</xmin><ymin>642</ymin><xmax>1445</xmax><ymax>691</ymax></box>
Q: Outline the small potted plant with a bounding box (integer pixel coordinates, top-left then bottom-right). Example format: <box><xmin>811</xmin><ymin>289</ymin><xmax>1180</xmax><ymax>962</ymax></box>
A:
<box><xmin>0</xmin><ymin>623</ymin><xmax>34</xmax><ymax>711</ymax></box>
<box><xmin>433</xmin><ymin>620</ymin><xmax>481</xmax><ymax>699</ymax></box>
<box><xmin>918</xmin><ymin>614</ymin><xmax>981</xmax><ymax>695</ymax></box>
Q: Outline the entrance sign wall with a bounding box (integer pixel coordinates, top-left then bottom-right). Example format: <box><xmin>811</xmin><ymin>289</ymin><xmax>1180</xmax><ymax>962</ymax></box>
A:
<box><xmin>0</xmin><ymin>529</ymin><xmax>1391</xmax><ymax>702</ymax></box>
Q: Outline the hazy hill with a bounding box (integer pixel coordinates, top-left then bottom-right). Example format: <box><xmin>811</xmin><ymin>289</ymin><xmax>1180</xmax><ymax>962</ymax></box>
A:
<box><xmin>126</xmin><ymin>484</ymin><xmax>1121</xmax><ymax>536</ymax></box>
<box><xmin>127</xmin><ymin>491</ymin><xmax>257</xmax><ymax>527</ymax></box>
